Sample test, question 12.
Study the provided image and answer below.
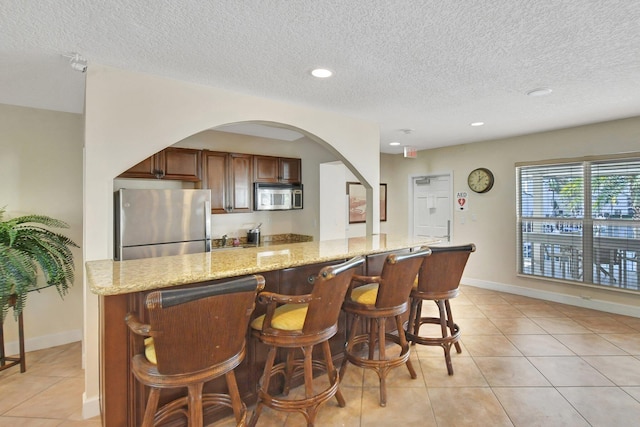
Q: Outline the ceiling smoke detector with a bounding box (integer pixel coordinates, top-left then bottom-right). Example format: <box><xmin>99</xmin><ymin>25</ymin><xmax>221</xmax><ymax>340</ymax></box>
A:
<box><xmin>63</xmin><ymin>53</ymin><xmax>88</xmax><ymax>73</ymax></box>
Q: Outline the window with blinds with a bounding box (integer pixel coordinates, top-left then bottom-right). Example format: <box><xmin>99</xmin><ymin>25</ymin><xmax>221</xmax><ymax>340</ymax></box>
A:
<box><xmin>517</xmin><ymin>155</ymin><xmax>640</xmax><ymax>290</ymax></box>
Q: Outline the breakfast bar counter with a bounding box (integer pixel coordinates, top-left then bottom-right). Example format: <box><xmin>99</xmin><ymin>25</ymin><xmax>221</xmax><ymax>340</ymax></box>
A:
<box><xmin>86</xmin><ymin>234</ymin><xmax>432</xmax><ymax>295</ymax></box>
<box><xmin>86</xmin><ymin>234</ymin><xmax>435</xmax><ymax>426</ymax></box>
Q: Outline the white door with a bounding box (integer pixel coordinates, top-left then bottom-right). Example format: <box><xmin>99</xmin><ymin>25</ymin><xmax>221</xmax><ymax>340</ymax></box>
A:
<box><xmin>412</xmin><ymin>174</ymin><xmax>451</xmax><ymax>242</ymax></box>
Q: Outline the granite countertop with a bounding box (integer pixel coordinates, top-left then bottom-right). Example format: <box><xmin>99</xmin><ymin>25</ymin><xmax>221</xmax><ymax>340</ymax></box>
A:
<box><xmin>86</xmin><ymin>234</ymin><xmax>437</xmax><ymax>296</ymax></box>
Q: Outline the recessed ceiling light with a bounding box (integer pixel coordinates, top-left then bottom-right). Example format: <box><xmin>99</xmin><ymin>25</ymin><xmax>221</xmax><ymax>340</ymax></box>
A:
<box><xmin>470</xmin><ymin>122</ymin><xmax>485</xmax><ymax>127</ymax></box>
<box><xmin>526</xmin><ymin>87</ymin><xmax>553</xmax><ymax>97</ymax></box>
<box><xmin>311</xmin><ymin>68</ymin><xmax>333</xmax><ymax>78</ymax></box>
<box><xmin>389</xmin><ymin>141</ymin><xmax>401</xmax><ymax>146</ymax></box>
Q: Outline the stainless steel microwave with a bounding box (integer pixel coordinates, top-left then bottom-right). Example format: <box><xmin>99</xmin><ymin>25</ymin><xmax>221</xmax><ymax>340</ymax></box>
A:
<box><xmin>254</xmin><ymin>183</ymin><xmax>303</xmax><ymax>211</ymax></box>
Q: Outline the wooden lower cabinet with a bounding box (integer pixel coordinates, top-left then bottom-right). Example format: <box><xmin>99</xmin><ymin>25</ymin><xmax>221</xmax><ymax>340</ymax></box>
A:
<box><xmin>99</xmin><ymin>260</ymin><xmax>368</xmax><ymax>426</ymax></box>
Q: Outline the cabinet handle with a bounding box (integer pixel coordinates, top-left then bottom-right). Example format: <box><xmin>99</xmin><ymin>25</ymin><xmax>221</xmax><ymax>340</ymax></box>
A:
<box><xmin>153</xmin><ymin>169</ymin><xmax>165</xmax><ymax>179</ymax></box>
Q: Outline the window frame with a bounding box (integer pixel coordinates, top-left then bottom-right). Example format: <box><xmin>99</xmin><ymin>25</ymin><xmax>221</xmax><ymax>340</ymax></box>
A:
<box><xmin>516</xmin><ymin>153</ymin><xmax>640</xmax><ymax>292</ymax></box>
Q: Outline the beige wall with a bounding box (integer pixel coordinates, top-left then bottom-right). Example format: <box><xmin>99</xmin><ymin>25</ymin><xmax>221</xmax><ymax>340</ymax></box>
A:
<box><xmin>380</xmin><ymin>116</ymin><xmax>640</xmax><ymax>312</ymax></box>
<box><xmin>0</xmin><ymin>103</ymin><xmax>84</xmax><ymax>349</ymax></box>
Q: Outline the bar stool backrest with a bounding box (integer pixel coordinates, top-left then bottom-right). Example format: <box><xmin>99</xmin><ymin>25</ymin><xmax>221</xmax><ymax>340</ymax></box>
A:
<box><xmin>375</xmin><ymin>248</ymin><xmax>432</xmax><ymax>308</ymax></box>
<box><xmin>303</xmin><ymin>256</ymin><xmax>365</xmax><ymax>334</ymax></box>
<box><xmin>145</xmin><ymin>275</ymin><xmax>264</xmax><ymax>375</ymax></box>
<box><xmin>416</xmin><ymin>244</ymin><xmax>476</xmax><ymax>299</ymax></box>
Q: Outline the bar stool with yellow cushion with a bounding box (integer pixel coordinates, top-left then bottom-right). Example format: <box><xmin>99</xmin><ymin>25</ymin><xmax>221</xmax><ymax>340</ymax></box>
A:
<box><xmin>125</xmin><ymin>275</ymin><xmax>265</xmax><ymax>427</ymax></box>
<box><xmin>405</xmin><ymin>244</ymin><xmax>475</xmax><ymax>375</ymax></box>
<box><xmin>248</xmin><ymin>256</ymin><xmax>364</xmax><ymax>427</ymax></box>
<box><xmin>340</xmin><ymin>248</ymin><xmax>431</xmax><ymax>407</ymax></box>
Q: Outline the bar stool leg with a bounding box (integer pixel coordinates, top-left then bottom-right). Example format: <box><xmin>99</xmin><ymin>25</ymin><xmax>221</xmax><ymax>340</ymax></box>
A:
<box><xmin>377</xmin><ymin>318</ymin><xmax>387</xmax><ymax>406</ymax></box>
<box><xmin>395</xmin><ymin>315</ymin><xmax>417</xmax><ymax>379</ymax></box>
<box><xmin>283</xmin><ymin>348</ymin><xmax>295</xmax><ymax>395</ymax></box>
<box><xmin>187</xmin><ymin>383</ymin><xmax>204</xmax><ymax>427</ymax></box>
<box><xmin>225</xmin><ymin>370</ymin><xmax>245</xmax><ymax>423</ymax></box>
<box><xmin>249</xmin><ymin>346</ymin><xmax>277</xmax><ymax>427</ymax></box>
<box><xmin>445</xmin><ymin>300</ymin><xmax>462</xmax><ymax>354</ymax></box>
<box><xmin>322</xmin><ymin>340</ymin><xmax>345</xmax><ymax>407</ymax></box>
<box><xmin>141</xmin><ymin>388</ymin><xmax>160</xmax><ymax>427</ymax></box>
<box><xmin>339</xmin><ymin>315</ymin><xmax>360</xmax><ymax>382</ymax></box>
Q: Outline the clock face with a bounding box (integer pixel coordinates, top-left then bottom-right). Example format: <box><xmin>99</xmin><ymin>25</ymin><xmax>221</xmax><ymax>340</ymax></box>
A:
<box><xmin>468</xmin><ymin>168</ymin><xmax>494</xmax><ymax>193</ymax></box>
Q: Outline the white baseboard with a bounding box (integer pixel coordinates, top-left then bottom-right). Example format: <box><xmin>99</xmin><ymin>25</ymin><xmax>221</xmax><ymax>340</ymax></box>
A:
<box><xmin>83</xmin><ymin>392</ymin><xmax>101</xmax><ymax>420</ymax></box>
<box><xmin>463</xmin><ymin>278</ymin><xmax>640</xmax><ymax>318</ymax></box>
<box><xmin>2</xmin><ymin>329</ymin><xmax>82</xmax><ymax>356</ymax></box>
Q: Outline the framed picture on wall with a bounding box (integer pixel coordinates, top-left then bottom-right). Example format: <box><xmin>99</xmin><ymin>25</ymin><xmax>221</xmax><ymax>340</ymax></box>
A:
<box><xmin>347</xmin><ymin>182</ymin><xmax>387</xmax><ymax>223</ymax></box>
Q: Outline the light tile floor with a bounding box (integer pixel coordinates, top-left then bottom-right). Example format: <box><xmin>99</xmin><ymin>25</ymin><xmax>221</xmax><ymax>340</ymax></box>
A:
<box><xmin>2</xmin><ymin>284</ymin><xmax>640</xmax><ymax>426</ymax></box>
<box><xmin>0</xmin><ymin>340</ymin><xmax>101</xmax><ymax>426</ymax></box>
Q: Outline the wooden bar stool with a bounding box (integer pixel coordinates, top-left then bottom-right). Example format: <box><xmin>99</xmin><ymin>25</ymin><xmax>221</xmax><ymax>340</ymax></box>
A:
<box><xmin>249</xmin><ymin>256</ymin><xmax>364</xmax><ymax>427</ymax></box>
<box><xmin>340</xmin><ymin>248</ymin><xmax>431</xmax><ymax>407</ymax></box>
<box><xmin>405</xmin><ymin>244</ymin><xmax>475</xmax><ymax>375</ymax></box>
<box><xmin>125</xmin><ymin>275</ymin><xmax>265</xmax><ymax>427</ymax></box>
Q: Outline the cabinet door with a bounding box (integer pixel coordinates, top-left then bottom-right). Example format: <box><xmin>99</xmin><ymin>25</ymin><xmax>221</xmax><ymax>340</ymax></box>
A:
<box><xmin>117</xmin><ymin>155</ymin><xmax>158</xmax><ymax>179</ymax></box>
<box><xmin>279</xmin><ymin>157</ymin><xmax>301</xmax><ymax>183</ymax></box>
<box><xmin>203</xmin><ymin>151</ymin><xmax>229</xmax><ymax>214</ymax></box>
<box><xmin>229</xmin><ymin>153</ymin><xmax>253</xmax><ymax>213</ymax></box>
<box><xmin>118</xmin><ymin>147</ymin><xmax>201</xmax><ymax>181</ymax></box>
<box><xmin>254</xmin><ymin>156</ymin><xmax>302</xmax><ymax>183</ymax></box>
<box><xmin>253</xmin><ymin>155</ymin><xmax>279</xmax><ymax>183</ymax></box>
<box><xmin>161</xmin><ymin>148</ymin><xmax>201</xmax><ymax>181</ymax></box>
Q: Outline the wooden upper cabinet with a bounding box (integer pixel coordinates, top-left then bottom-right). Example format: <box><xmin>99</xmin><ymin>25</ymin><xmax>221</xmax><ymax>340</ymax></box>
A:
<box><xmin>118</xmin><ymin>147</ymin><xmax>201</xmax><ymax>182</ymax></box>
<box><xmin>202</xmin><ymin>151</ymin><xmax>228</xmax><ymax>214</ymax></box>
<box><xmin>229</xmin><ymin>153</ymin><xmax>253</xmax><ymax>213</ymax></box>
<box><xmin>161</xmin><ymin>148</ymin><xmax>201</xmax><ymax>181</ymax></box>
<box><xmin>253</xmin><ymin>156</ymin><xmax>279</xmax><ymax>182</ymax></box>
<box><xmin>279</xmin><ymin>157</ymin><xmax>301</xmax><ymax>183</ymax></box>
<box><xmin>119</xmin><ymin>156</ymin><xmax>157</xmax><ymax>179</ymax></box>
<box><xmin>253</xmin><ymin>156</ymin><xmax>301</xmax><ymax>184</ymax></box>
<box><xmin>202</xmin><ymin>151</ymin><xmax>252</xmax><ymax>214</ymax></box>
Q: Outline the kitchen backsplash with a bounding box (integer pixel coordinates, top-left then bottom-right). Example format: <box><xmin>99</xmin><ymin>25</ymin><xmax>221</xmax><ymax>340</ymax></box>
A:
<box><xmin>212</xmin><ymin>233</ymin><xmax>312</xmax><ymax>248</ymax></box>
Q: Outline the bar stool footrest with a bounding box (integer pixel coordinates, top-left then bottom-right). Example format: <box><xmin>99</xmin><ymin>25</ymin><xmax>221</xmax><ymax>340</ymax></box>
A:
<box><xmin>405</xmin><ymin>316</ymin><xmax>461</xmax><ymax>348</ymax></box>
<box><xmin>344</xmin><ymin>333</ymin><xmax>411</xmax><ymax>371</ymax></box>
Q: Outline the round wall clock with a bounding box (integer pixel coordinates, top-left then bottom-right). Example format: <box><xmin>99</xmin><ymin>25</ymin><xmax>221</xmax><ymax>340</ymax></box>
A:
<box><xmin>467</xmin><ymin>167</ymin><xmax>494</xmax><ymax>193</ymax></box>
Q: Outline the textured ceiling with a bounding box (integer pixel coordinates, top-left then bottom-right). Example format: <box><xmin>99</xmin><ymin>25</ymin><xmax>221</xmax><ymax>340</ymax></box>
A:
<box><xmin>2</xmin><ymin>0</ymin><xmax>640</xmax><ymax>153</ymax></box>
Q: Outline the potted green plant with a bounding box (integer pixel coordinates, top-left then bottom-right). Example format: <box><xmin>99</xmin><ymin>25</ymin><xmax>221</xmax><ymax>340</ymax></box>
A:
<box><xmin>0</xmin><ymin>207</ymin><xmax>79</xmax><ymax>321</ymax></box>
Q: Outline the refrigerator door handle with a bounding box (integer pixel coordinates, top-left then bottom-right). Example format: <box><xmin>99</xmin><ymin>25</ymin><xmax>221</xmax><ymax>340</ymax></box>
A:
<box><xmin>204</xmin><ymin>200</ymin><xmax>211</xmax><ymax>252</ymax></box>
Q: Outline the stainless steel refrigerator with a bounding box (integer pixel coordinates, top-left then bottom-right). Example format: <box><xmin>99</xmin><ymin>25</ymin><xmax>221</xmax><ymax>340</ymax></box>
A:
<box><xmin>114</xmin><ymin>189</ymin><xmax>211</xmax><ymax>260</ymax></box>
